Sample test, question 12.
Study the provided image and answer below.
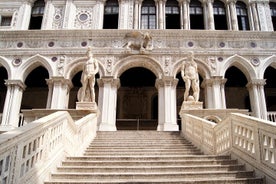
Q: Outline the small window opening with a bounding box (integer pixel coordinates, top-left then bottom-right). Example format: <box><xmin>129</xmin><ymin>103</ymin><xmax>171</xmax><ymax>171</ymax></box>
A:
<box><xmin>236</xmin><ymin>1</ymin><xmax>250</xmax><ymax>30</ymax></box>
<box><xmin>270</xmin><ymin>2</ymin><xmax>276</xmax><ymax>31</ymax></box>
<box><xmin>103</xmin><ymin>0</ymin><xmax>119</xmax><ymax>29</ymax></box>
<box><xmin>190</xmin><ymin>0</ymin><xmax>204</xmax><ymax>29</ymax></box>
<box><xmin>141</xmin><ymin>0</ymin><xmax>156</xmax><ymax>29</ymax></box>
<box><xmin>1</xmin><ymin>16</ymin><xmax>12</xmax><ymax>26</ymax></box>
<box><xmin>213</xmin><ymin>0</ymin><xmax>228</xmax><ymax>30</ymax></box>
<box><xmin>166</xmin><ymin>0</ymin><xmax>180</xmax><ymax>29</ymax></box>
<box><xmin>29</xmin><ymin>0</ymin><xmax>45</xmax><ymax>30</ymax></box>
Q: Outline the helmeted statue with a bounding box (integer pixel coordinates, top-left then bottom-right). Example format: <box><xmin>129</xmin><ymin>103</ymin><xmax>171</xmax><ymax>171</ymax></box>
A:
<box><xmin>78</xmin><ymin>47</ymin><xmax>99</xmax><ymax>102</ymax></box>
<box><xmin>181</xmin><ymin>51</ymin><xmax>200</xmax><ymax>102</ymax></box>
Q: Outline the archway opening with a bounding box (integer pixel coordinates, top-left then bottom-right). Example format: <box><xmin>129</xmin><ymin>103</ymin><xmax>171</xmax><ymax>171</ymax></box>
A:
<box><xmin>0</xmin><ymin>67</ymin><xmax>8</xmax><ymax>113</ymax></box>
<box><xmin>264</xmin><ymin>66</ymin><xmax>276</xmax><ymax>111</ymax></box>
<box><xmin>224</xmin><ymin>66</ymin><xmax>250</xmax><ymax>110</ymax></box>
<box><xmin>69</xmin><ymin>71</ymin><xmax>99</xmax><ymax>108</ymax></box>
<box><xmin>21</xmin><ymin>66</ymin><xmax>49</xmax><ymax>109</ymax></box>
<box><xmin>117</xmin><ymin>67</ymin><xmax>157</xmax><ymax>130</ymax></box>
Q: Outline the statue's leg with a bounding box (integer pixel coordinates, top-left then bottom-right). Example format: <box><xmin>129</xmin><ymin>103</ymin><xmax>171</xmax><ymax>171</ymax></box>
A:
<box><xmin>89</xmin><ymin>77</ymin><xmax>96</xmax><ymax>102</ymax></box>
<box><xmin>192</xmin><ymin>80</ymin><xmax>200</xmax><ymax>101</ymax></box>
<box><xmin>81</xmin><ymin>76</ymin><xmax>88</xmax><ymax>102</ymax></box>
<box><xmin>184</xmin><ymin>80</ymin><xmax>191</xmax><ymax>101</ymax></box>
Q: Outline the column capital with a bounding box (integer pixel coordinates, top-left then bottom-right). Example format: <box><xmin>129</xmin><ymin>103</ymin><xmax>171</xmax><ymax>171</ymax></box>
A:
<box><xmin>177</xmin><ymin>0</ymin><xmax>190</xmax><ymax>3</ymax></box>
<box><xmin>97</xmin><ymin>77</ymin><xmax>120</xmax><ymax>88</ymax></box>
<box><xmin>46</xmin><ymin>77</ymin><xmax>72</xmax><ymax>87</ymax></box>
<box><xmin>22</xmin><ymin>0</ymin><xmax>36</xmax><ymax>5</ymax></box>
<box><xmin>5</xmin><ymin>80</ymin><xmax>26</xmax><ymax>90</ymax></box>
<box><xmin>155</xmin><ymin>77</ymin><xmax>178</xmax><ymax>89</ymax></box>
<box><xmin>246</xmin><ymin>79</ymin><xmax>266</xmax><ymax>88</ymax></box>
<box><xmin>201</xmin><ymin>0</ymin><xmax>214</xmax><ymax>4</ymax></box>
<box><xmin>202</xmin><ymin>76</ymin><xmax>227</xmax><ymax>87</ymax></box>
<box><xmin>249</xmin><ymin>0</ymin><xmax>269</xmax><ymax>4</ymax></box>
<box><xmin>226</xmin><ymin>0</ymin><xmax>237</xmax><ymax>4</ymax></box>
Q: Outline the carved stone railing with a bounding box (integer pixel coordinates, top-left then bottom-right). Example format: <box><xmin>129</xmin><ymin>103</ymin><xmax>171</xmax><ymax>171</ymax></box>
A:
<box><xmin>0</xmin><ymin>111</ymin><xmax>97</xmax><ymax>184</ymax></box>
<box><xmin>267</xmin><ymin>111</ymin><xmax>276</xmax><ymax>122</ymax></box>
<box><xmin>180</xmin><ymin>113</ymin><xmax>276</xmax><ymax>183</ymax></box>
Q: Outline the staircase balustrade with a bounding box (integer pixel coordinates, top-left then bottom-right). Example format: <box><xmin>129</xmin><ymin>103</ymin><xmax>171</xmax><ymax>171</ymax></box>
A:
<box><xmin>180</xmin><ymin>113</ymin><xmax>276</xmax><ymax>183</ymax></box>
<box><xmin>0</xmin><ymin>111</ymin><xmax>97</xmax><ymax>184</ymax></box>
<box><xmin>267</xmin><ymin>111</ymin><xmax>276</xmax><ymax>122</ymax></box>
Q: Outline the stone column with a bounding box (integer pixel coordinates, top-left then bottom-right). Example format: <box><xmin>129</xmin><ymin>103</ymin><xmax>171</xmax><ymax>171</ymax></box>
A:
<box><xmin>256</xmin><ymin>0</ymin><xmax>274</xmax><ymax>31</ymax></box>
<box><xmin>0</xmin><ymin>80</ymin><xmax>26</xmax><ymax>131</ymax></box>
<box><xmin>15</xmin><ymin>0</ymin><xmax>34</xmax><ymax>29</ymax></box>
<box><xmin>155</xmin><ymin>77</ymin><xmax>179</xmax><ymax>131</ymax></box>
<box><xmin>227</xmin><ymin>0</ymin><xmax>238</xmax><ymax>30</ymax></box>
<box><xmin>41</xmin><ymin>0</ymin><xmax>55</xmax><ymax>29</ymax></box>
<box><xmin>204</xmin><ymin>0</ymin><xmax>215</xmax><ymax>30</ymax></box>
<box><xmin>178</xmin><ymin>0</ymin><xmax>190</xmax><ymax>29</ymax></box>
<box><xmin>155</xmin><ymin>0</ymin><xmax>166</xmax><ymax>29</ymax></box>
<box><xmin>203</xmin><ymin>77</ymin><xmax>227</xmax><ymax>109</ymax></box>
<box><xmin>133</xmin><ymin>0</ymin><xmax>141</xmax><ymax>29</ymax></box>
<box><xmin>118</xmin><ymin>0</ymin><xmax>129</xmax><ymax>29</ymax></box>
<box><xmin>246</xmin><ymin>79</ymin><xmax>267</xmax><ymax>119</ymax></box>
<box><xmin>62</xmin><ymin>0</ymin><xmax>76</xmax><ymax>29</ymax></box>
<box><xmin>97</xmin><ymin>77</ymin><xmax>120</xmax><ymax>131</ymax></box>
<box><xmin>46</xmin><ymin>77</ymin><xmax>72</xmax><ymax>109</ymax></box>
<box><xmin>201</xmin><ymin>79</ymin><xmax>213</xmax><ymax>108</ymax></box>
<box><xmin>249</xmin><ymin>2</ymin><xmax>260</xmax><ymax>31</ymax></box>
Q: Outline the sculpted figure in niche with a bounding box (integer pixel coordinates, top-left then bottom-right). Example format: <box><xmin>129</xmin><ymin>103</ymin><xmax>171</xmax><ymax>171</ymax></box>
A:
<box><xmin>181</xmin><ymin>51</ymin><xmax>200</xmax><ymax>102</ymax></box>
<box><xmin>78</xmin><ymin>47</ymin><xmax>99</xmax><ymax>102</ymax></box>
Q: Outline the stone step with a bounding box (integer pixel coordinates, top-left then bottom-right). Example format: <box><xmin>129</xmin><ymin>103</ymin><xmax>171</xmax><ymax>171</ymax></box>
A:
<box><xmin>85</xmin><ymin>148</ymin><xmax>199</xmax><ymax>152</ymax></box>
<box><xmin>88</xmin><ymin>143</ymin><xmax>195</xmax><ymax>148</ymax></box>
<box><xmin>45</xmin><ymin>131</ymin><xmax>263</xmax><ymax>184</ymax></box>
<box><xmin>61</xmin><ymin>159</ymin><xmax>239</xmax><ymax>167</ymax></box>
<box><xmin>65</xmin><ymin>155</ymin><xmax>232</xmax><ymax>161</ymax></box>
<box><xmin>45</xmin><ymin>177</ymin><xmax>264</xmax><ymax>184</ymax></box>
<box><xmin>56</xmin><ymin>164</ymin><xmax>245</xmax><ymax>173</ymax></box>
<box><xmin>83</xmin><ymin>151</ymin><xmax>203</xmax><ymax>156</ymax></box>
<box><xmin>49</xmin><ymin>171</ymin><xmax>255</xmax><ymax>180</ymax></box>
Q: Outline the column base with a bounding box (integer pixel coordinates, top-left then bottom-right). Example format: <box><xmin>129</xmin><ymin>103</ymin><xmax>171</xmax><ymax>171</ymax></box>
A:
<box><xmin>98</xmin><ymin>123</ymin><xmax>117</xmax><ymax>131</ymax></box>
<box><xmin>157</xmin><ymin>123</ymin><xmax>179</xmax><ymax>131</ymax></box>
<box><xmin>76</xmin><ymin>102</ymin><xmax>98</xmax><ymax>111</ymax></box>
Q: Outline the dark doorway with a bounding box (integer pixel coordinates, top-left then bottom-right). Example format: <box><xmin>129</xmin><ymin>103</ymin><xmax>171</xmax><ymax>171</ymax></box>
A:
<box><xmin>224</xmin><ymin>66</ymin><xmax>250</xmax><ymax>110</ymax></box>
<box><xmin>0</xmin><ymin>67</ymin><xmax>8</xmax><ymax>113</ymax></box>
<box><xmin>21</xmin><ymin>66</ymin><xmax>49</xmax><ymax>109</ymax></box>
<box><xmin>117</xmin><ymin>67</ymin><xmax>157</xmax><ymax>130</ymax></box>
<box><xmin>264</xmin><ymin>66</ymin><xmax>276</xmax><ymax>111</ymax></box>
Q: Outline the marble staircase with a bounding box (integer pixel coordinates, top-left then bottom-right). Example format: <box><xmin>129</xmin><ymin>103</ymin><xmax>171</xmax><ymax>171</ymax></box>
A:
<box><xmin>45</xmin><ymin>131</ymin><xmax>264</xmax><ymax>184</ymax></box>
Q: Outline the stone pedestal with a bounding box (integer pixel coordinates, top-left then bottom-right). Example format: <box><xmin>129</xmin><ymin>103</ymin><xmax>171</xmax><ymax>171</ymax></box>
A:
<box><xmin>179</xmin><ymin>101</ymin><xmax>203</xmax><ymax>119</ymax></box>
<box><xmin>76</xmin><ymin>102</ymin><xmax>98</xmax><ymax>111</ymax></box>
<box><xmin>180</xmin><ymin>101</ymin><xmax>203</xmax><ymax>110</ymax></box>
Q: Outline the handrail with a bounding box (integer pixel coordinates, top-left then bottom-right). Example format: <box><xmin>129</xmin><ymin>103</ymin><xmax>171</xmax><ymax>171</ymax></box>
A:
<box><xmin>0</xmin><ymin>111</ymin><xmax>98</xmax><ymax>184</ymax></box>
<box><xmin>180</xmin><ymin>112</ymin><xmax>276</xmax><ymax>183</ymax></box>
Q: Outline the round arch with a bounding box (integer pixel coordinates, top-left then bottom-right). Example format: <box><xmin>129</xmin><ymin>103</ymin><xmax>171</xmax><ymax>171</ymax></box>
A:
<box><xmin>220</xmin><ymin>54</ymin><xmax>256</xmax><ymax>81</ymax></box>
<box><xmin>0</xmin><ymin>56</ymin><xmax>12</xmax><ymax>79</ymax></box>
<box><xmin>172</xmin><ymin>57</ymin><xmax>211</xmax><ymax>79</ymax></box>
<box><xmin>19</xmin><ymin>54</ymin><xmax>53</xmax><ymax>82</ymax></box>
<box><xmin>65</xmin><ymin>57</ymin><xmax>105</xmax><ymax>80</ymax></box>
<box><xmin>113</xmin><ymin>55</ymin><xmax>163</xmax><ymax>79</ymax></box>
